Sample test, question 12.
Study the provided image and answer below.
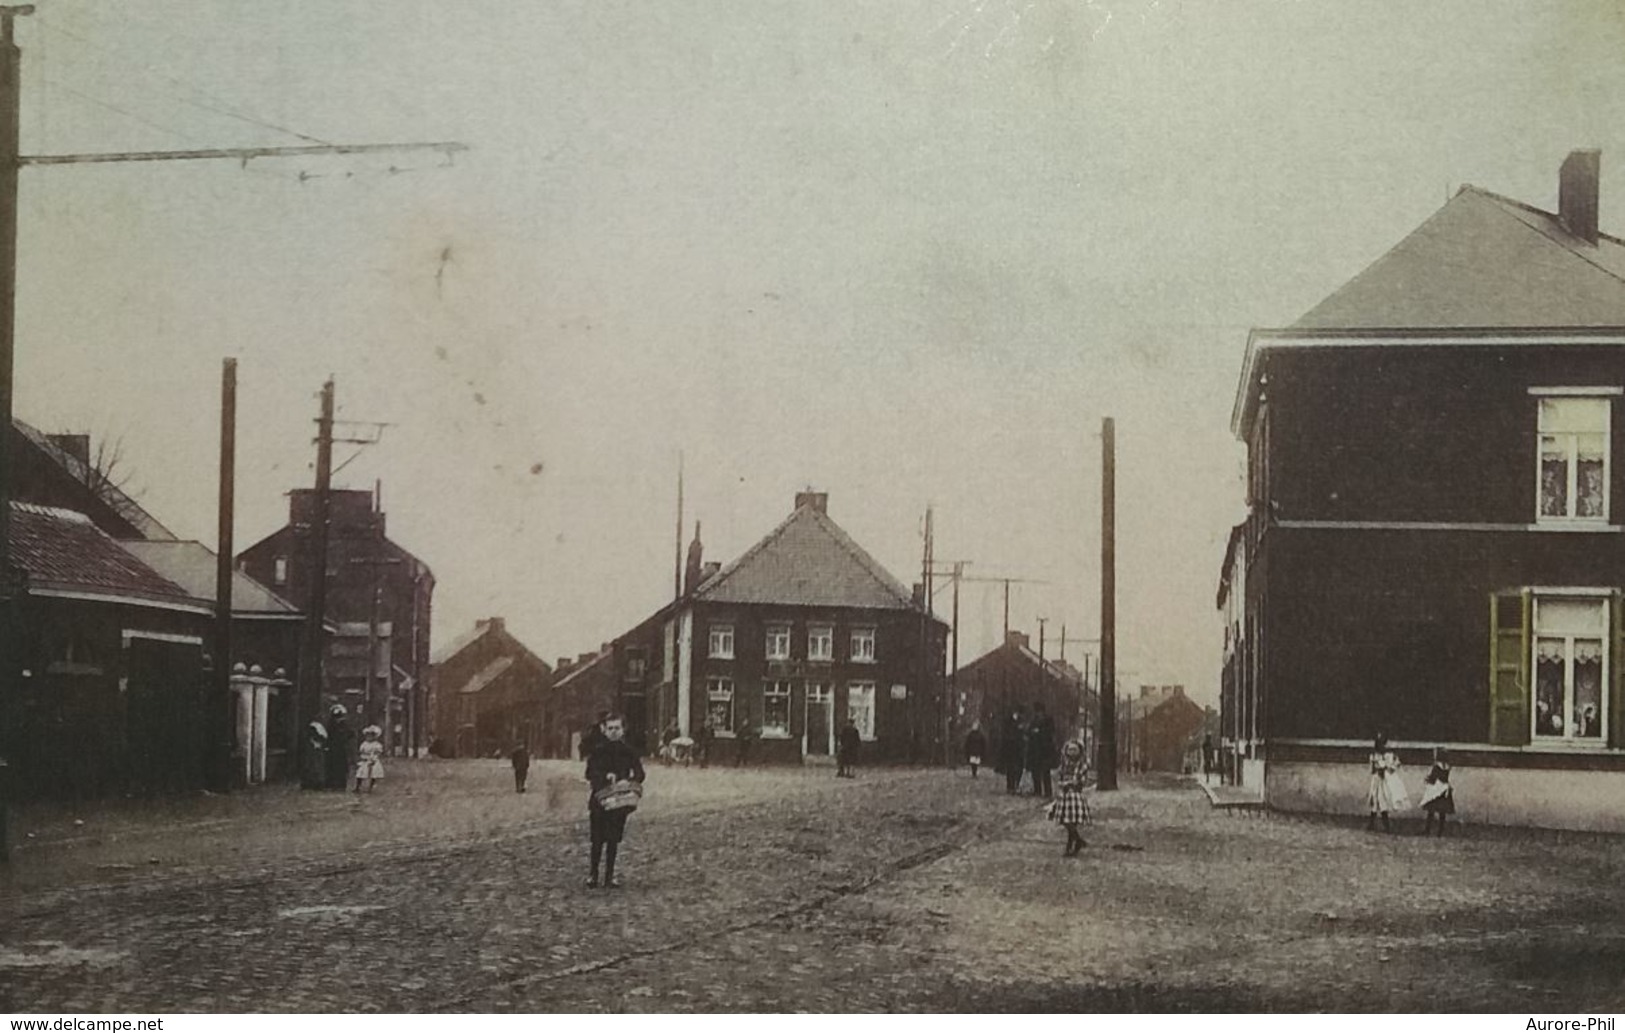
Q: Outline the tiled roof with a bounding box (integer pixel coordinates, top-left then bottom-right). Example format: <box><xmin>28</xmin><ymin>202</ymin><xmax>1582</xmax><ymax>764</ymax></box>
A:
<box><xmin>119</xmin><ymin>540</ymin><xmax>300</xmax><ymax>615</ymax></box>
<box><xmin>693</xmin><ymin>503</ymin><xmax>925</xmax><ymax>612</ymax></box>
<box><xmin>1293</xmin><ymin>186</ymin><xmax>1625</xmax><ymax>330</ymax></box>
<box><xmin>455</xmin><ymin>656</ymin><xmax>516</xmax><ymax>695</ymax></box>
<box><xmin>8</xmin><ymin>503</ymin><xmax>198</xmax><ymax>607</ymax></box>
<box><xmin>431</xmin><ymin>620</ymin><xmax>496</xmax><ymax>666</ymax></box>
<box><xmin>553</xmin><ymin>649</ymin><xmax>611</xmax><ymax>689</ymax></box>
<box><xmin>13</xmin><ymin>419</ymin><xmax>178</xmax><ymax>540</ymax></box>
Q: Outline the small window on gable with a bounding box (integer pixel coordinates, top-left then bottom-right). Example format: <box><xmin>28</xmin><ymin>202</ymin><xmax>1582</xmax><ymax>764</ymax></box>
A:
<box><xmin>273</xmin><ymin>557</ymin><xmax>288</xmax><ymax>586</ymax></box>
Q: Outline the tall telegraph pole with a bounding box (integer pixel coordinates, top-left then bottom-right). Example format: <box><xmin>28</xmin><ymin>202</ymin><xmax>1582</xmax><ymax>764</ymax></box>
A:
<box><xmin>0</xmin><ymin>9</ymin><xmax>28</xmax><ymax>805</ymax></box>
<box><xmin>1097</xmin><ymin>417</ymin><xmax>1118</xmax><ymax>791</ymax></box>
<box><xmin>211</xmin><ymin>357</ymin><xmax>237</xmax><ymax>791</ymax></box>
<box><xmin>298</xmin><ymin>380</ymin><xmax>335</xmax><ymax>756</ymax></box>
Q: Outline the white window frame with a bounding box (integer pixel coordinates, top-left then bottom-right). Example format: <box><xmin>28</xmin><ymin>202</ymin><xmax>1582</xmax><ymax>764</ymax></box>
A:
<box><xmin>850</xmin><ymin>627</ymin><xmax>876</xmax><ymax>663</ymax></box>
<box><xmin>1533</xmin><ymin>391</ymin><xmax>1612</xmax><ymax>524</ymax></box>
<box><xmin>1530</xmin><ymin>592</ymin><xmax>1610</xmax><ymax>747</ymax></box>
<box><xmin>706</xmin><ymin>677</ymin><xmax>736</xmax><ymax>738</ymax></box>
<box><xmin>847</xmin><ymin>681</ymin><xmax>876</xmax><ymax>741</ymax></box>
<box><xmin>273</xmin><ymin>556</ymin><xmax>288</xmax><ymax>585</ymax></box>
<box><xmin>762</xmin><ymin>680</ymin><xmax>793</xmax><ymax>738</ymax></box>
<box><xmin>708</xmin><ymin>623</ymin><xmax>735</xmax><ymax>660</ymax></box>
<box><xmin>766</xmin><ymin>625</ymin><xmax>791</xmax><ymax>661</ymax></box>
<box><xmin>808</xmin><ymin>624</ymin><xmax>834</xmax><ymax>662</ymax></box>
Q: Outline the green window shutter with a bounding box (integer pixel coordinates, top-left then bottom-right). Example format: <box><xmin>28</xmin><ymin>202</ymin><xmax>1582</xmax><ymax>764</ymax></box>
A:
<box><xmin>1489</xmin><ymin>591</ymin><xmax>1531</xmax><ymax>746</ymax></box>
<box><xmin>1612</xmin><ymin>592</ymin><xmax>1625</xmax><ymax>749</ymax></box>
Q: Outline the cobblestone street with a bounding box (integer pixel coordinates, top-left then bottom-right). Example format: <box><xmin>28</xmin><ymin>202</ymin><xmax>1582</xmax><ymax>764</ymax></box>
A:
<box><xmin>4</xmin><ymin>764</ymin><xmax>1625</xmax><ymax>1012</ymax></box>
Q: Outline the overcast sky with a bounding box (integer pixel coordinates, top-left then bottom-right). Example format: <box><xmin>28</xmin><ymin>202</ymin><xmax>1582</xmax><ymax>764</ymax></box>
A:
<box><xmin>14</xmin><ymin>1</ymin><xmax>1625</xmax><ymax>702</ymax></box>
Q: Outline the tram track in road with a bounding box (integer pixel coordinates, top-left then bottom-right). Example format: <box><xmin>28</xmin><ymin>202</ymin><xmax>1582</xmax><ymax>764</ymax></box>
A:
<box><xmin>429</xmin><ymin>801</ymin><xmax>1029</xmax><ymax>1013</ymax></box>
<box><xmin>0</xmin><ymin>769</ymin><xmax>954</xmax><ymax>921</ymax></box>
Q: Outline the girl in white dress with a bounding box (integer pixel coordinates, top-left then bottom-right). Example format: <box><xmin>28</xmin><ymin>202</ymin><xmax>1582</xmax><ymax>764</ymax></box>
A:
<box><xmin>355</xmin><ymin>725</ymin><xmax>385</xmax><ymax>793</ymax></box>
<box><xmin>1366</xmin><ymin>733</ymin><xmax>1408</xmax><ymax>832</ymax></box>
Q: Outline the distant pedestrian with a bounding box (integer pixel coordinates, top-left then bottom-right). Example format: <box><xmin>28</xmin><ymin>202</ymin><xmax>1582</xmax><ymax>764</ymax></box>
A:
<box><xmin>325</xmin><ymin>705</ymin><xmax>353</xmax><ymax>791</ymax></box>
<box><xmin>585</xmin><ymin>713</ymin><xmax>645</xmax><ymax>889</ymax></box>
<box><xmin>1201</xmin><ymin>733</ymin><xmax>1216</xmax><ymax>783</ymax></box>
<box><xmin>1000</xmin><ymin>709</ymin><xmax>1026</xmax><ymax>795</ymax></box>
<box><xmin>837</xmin><ymin>718</ymin><xmax>862</xmax><ymax>778</ymax></box>
<box><xmin>301</xmin><ymin>717</ymin><xmax>328</xmax><ymax>790</ymax></box>
<box><xmin>1419</xmin><ymin>747</ymin><xmax>1455</xmax><ymax>836</ymax></box>
<box><xmin>1049</xmin><ymin>739</ymin><xmax>1092</xmax><ymax>856</ymax></box>
<box><xmin>1027</xmin><ymin>702</ymin><xmax>1056</xmax><ymax>799</ymax></box>
<box><xmin>696</xmin><ymin>718</ymin><xmax>715</xmax><ymax>769</ymax></box>
<box><xmin>734</xmin><ymin>722</ymin><xmax>756</xmax><ymax>768</ymax></box>
<box><xmin>511</xmin><ymin>741</ymin><xmax>530</xmax><ymax>793</ymax></box>
<box><xmin>1366</xmin><ymin>733</ymin><xmax>1408</xmax><ymax>832</ymax></box>
<box><xmin>963</xmin><ymin>725</ymin><xmax>987</xmax><ymax>779</ymax></box>
<box><xmin>354</xmin><ymin>725</ymin><xmax>385</xmax><ymax>793</ymax></box>
<box><xmin>659</xmin><ymin>723</ymin><xmax>680</xmax><ymax>765</ymax></box>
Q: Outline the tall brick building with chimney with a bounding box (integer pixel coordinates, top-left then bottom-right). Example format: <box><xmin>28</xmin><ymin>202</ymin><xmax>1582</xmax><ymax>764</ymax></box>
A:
<box><xmin>239</xmin><ymin>489</ymin><xmax>433</xmax><ymax>753</ymax></box>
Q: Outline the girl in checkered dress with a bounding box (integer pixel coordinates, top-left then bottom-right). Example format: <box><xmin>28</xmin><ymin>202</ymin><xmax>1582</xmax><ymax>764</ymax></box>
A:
<box><xmin>1049</xmin><ymin>739</ymin><xmax>1091</xmax><ymax>856</ymax></box>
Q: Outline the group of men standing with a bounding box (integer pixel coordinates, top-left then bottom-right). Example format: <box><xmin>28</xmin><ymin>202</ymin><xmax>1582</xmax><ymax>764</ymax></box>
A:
<box><xmin>991</xmin><ymin>702</ymin><xmax>1059</xmax><ymax>798</ymax></box>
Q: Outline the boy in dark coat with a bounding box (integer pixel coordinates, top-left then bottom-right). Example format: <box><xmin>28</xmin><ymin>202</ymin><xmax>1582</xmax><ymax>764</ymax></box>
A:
<box><xmin>837</xmin><ymin>718</ymin><xmax>863</xmax><ymax>778</ymax></box>
<box><xmin>585</xmin><ymin>713</ymin><xmax>645</xmax><ymax>888</ymax></box>
<box><xmin>510</xmin><ymin>742</ymin><xmax>530</xmax><ymax>793</ymax></box>
<box><xmin>1001</xmin><ymin>708</ymin><xmax>1027</xmax><ymax>794</ymax></box>
<box><xmin>1027</xmin><ymin>702</ymin><xmax>1056</xmax><ymax>799</ymax></box>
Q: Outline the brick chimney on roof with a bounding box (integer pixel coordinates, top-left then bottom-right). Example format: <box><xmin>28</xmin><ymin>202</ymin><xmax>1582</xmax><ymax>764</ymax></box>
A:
<box><xmin>795</xmin><ymin>490</ymin><xmax>828</xmax><ymax>514</ymax></box>
<box><xmin>1560</xmin><ymin>149</ymin><xmax>1601</xmax><ymax>245</ymax></box>
<box><xmin>1005</xmin><ymin>631</ymin><xmax>1030</xmax><ymax>650</ymax></box>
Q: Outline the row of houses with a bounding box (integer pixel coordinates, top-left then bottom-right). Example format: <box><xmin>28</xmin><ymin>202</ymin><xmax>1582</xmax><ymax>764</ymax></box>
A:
<box><xmin>431</xmin><ymin>491</ymin><xmax>954</xmax><ymax>766</ymax></box>
<box><xmin>0</xmin><ymin>421</ymin><xmax>437</xmax><ymax>800</ymax></box>
<box><xmin>1219</xmin><ymin>149</ymin><xmax>1625</xmax><ymax>831</ymax></box>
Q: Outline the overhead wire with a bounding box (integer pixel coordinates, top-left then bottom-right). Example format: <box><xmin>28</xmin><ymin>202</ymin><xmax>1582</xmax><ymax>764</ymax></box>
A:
<box><xmin>33</xmin><ymin>11</ymin><xmax>333</xmax><ymax>146</ymax></box>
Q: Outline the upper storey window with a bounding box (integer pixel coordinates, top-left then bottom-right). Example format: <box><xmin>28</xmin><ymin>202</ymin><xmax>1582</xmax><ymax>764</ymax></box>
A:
<box><xmin>1538</xmin><ymin>395</ymin><xmax>1610</xmax><ymax>522</ymax></box>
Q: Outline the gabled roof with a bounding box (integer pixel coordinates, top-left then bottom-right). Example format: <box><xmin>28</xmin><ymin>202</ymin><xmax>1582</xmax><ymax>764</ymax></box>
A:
<box><xmin>13</xmin><ymin>419</ymin><xmax>177</xmax><ymax>540</ymax></box>
<box><xmin>456</xmin><ymin>656</ymin><xmax>516</xmax><ymax>695</ymax></box>
<box><xmin>693</xmin><ymin>503</ymin><xmax>927</xmax><ymax>613</ymax></box>
<box><xmin>432</xmin><ymin>620</ymin><xmax>497</xmax><ymax>666</ymax></box>
<box><xmin>1293</xmin><ymin>186</ymin><xmax>1625</xmax><ymax>330</ymax></box>
<box><xmin>553</xmin><ymin>648</ymin><xmax>612</xmax><ymax>690</ymax></box>
<box><xmin>8</xmin><ymin>503</ymin><xmax>201</xmax><ymax>610</ymax></box>
<box><xmin>118</xmin><ymin>540</ymin><xmax>300</xmax><ymax>616</ymax></box>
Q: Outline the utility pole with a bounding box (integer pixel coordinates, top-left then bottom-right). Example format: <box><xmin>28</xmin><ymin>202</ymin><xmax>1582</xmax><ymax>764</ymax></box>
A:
<box><xmin>950</xmin><ymin>559</ymin><xmax>962</xmax><ymax>754</ymax></box>
<box><xmin>0</xmin><ymin>9</ymin><xmax>29</xmax><ymax>764</ymax></box>
<box><xmin>211</xmin><ymin>357</ymin><xmax>237</xmax><ymax>792</ymax></box>
<box><xmin>298</xmin><ymin>379</ymin><xmax>336</xmax><ymax>770</ymax></box>
<box><xmin>1037</xmin><ymin>617</ymin><xmax>1048</xmax><ymax>664</ymax></box>
<box><xmin>1098</xmin><ymin>417</ymin><xmax>1118</xmax><ymax>791</ymax></box>
<box><xmin>349</xmin><ymin>554</ymin><xmax>403</xmax><ymax>748</ymax></box>
<box><xmin>673</xmin><ymin>451</ymin><xmax>684</xmax><ymax>602</ymax></box>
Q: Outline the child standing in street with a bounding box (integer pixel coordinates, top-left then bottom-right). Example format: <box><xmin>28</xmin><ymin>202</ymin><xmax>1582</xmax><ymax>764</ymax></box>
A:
<box><xmin>1366</xmin><ymin>733</ymin><xmax>1408</xmax><ymax>832</ymax></box>
<box><xmin>354</xmin><ymin>725</ymin><xmax>385</xmax><ymax>794</ymax></box>
<box><xmin>510</xmin><ymin>741</ymin><xmax>530</xmax><ymax>794</ymax></box>
<box><xmin>585</xmin><ymin>713</ymin><xmax>645</xmax><ymax>889</ymax></box>
<box><xmin>1049</xmin><ymin>739</ymin><xmax>1092</xmax><ymax>856</ymax></box>
<box><xmin>1419</xmin><ymin>747</ymin><xmax>1455</xmax><ymax>836</ymax></box>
